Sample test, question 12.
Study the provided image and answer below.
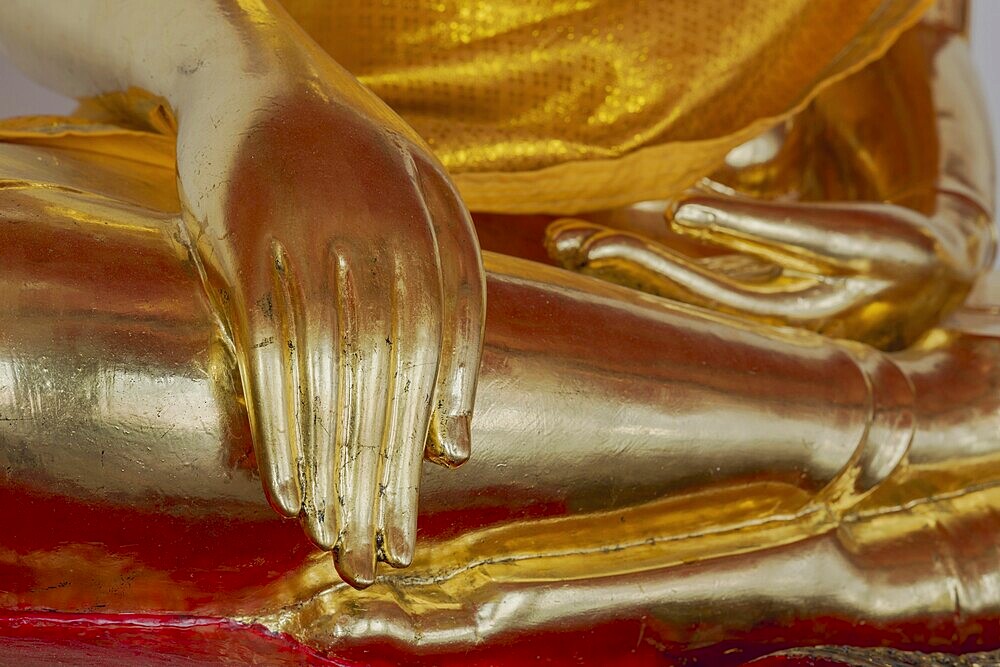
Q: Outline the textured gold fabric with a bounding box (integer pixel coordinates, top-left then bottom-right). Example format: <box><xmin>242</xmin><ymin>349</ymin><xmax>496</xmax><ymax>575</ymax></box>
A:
<box><xmin>0</xmin><ymin>1</ymin><xmax>932</xmax><ymax>214</ymax></box>
<box><xmin>283</xmin><ymin>0</ymin><xmax>932</xmax><ymax>213</ymax></box>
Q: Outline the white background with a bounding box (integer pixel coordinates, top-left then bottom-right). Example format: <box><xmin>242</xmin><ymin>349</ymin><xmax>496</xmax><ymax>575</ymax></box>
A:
<box><xmin>1</xmin><ymin>2</ymin><xmax>998</xmax><ymax>202</ymax></box>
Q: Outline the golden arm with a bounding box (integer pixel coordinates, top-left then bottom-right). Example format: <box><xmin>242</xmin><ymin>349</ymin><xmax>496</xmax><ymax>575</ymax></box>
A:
<box><xmin>0</xmin><ymin>1</ymin><xmax>487</xmax><ymax>588</ymax></box>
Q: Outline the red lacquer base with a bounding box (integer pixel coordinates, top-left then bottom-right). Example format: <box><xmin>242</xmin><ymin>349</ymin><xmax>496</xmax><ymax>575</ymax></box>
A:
<box><xmin>0</xmin><ymin>612</ymin><xmax>352</xmax><ymax>667</ymax></box>
<box><xmin>1</xmin><ymin>611</ymin><xmax>998</xmax><ymax>666</ymax></box>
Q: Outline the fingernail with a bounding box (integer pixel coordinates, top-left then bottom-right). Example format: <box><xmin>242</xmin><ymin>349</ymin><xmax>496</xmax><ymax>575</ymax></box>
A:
<box><xmin>267</xmin><ymin>475</ymin><xmax>302</xmax><ymax>518</ymax></box>
<box><xmin>381</xmin><ymin>525</ymin><xmax>415</xmax><ymax>569</ymax></box>
<box><xmin>430</xmin><ymin>413</ymin><xmax>471</xmax><ymax>468</ymax></box>
<box><xmin>334</xmin><ymin>545</ymin><xmax>376</xmax><ymax>589</ymax></box>
<box><xmin>304</xmin><ymin>512</ymin><xmax>337</xmax><ymax>551</ymax></box>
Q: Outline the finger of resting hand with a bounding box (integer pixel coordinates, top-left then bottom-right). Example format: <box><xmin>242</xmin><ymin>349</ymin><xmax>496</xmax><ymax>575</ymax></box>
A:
<box><xmin>244</xmin><ymin>240</ymin><xmax>303</xmax><ymax>518</ymax></box>
<box><xmin>548</xmin><ymin>219</ymin><xmax>757</xmax><ymax>304</ymax></box>
<box><xmin>331</xmin><ymin>246</ymin><xmax>392</xmax><ymax>588</ymax></box>
<box><xmin>298</xmin><ymin>268</ymin><xmax>340</xmax><ymax>550</ymax></box>
<box><xmin>547</xmin><ymin>218</ymin><xmax>780</xmax><ymax>283</ymax></box>
<box><xmin>377</xmin><ymin>252</ymin><xmax>443</xmax><ymax>568</ymax></box>
<box><xmin>544</xmin><ymin>218</ymin><xmax>606</xmax><ymax>268</ymax></box>
<box><xmin>547</xmin><ymin>220</ymin><xmax>889</xmax><ymax>323</ymax></box>
<box><xmin>671</xmin><ymin>195</ymin><xmax>937</xmax><ymax>275</ymax></box>
<box><xmin>416</xmin><ymin>161</ymin><xmax>486</xmax><ymax>467</ymax></box>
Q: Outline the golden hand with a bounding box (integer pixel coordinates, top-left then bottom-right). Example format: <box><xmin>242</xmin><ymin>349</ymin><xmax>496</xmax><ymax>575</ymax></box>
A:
<box><xmin>547</xmin><ymin>189</ymin><xmax>992</xmax><ymax>349</ymax></box>
<box><xmin>182</xmin><ymin>81</ymin><xmax>483</xmax><ymax>587</ymax></box>
<box><xmin>0</xmin><ymin>0</ymin><xmax>484</xmax><ymax>588</ymax></box>
<box><xmin>546</xmin><ymin>11</ymin><xmax>995</xmax><ymax>351</ymax></box>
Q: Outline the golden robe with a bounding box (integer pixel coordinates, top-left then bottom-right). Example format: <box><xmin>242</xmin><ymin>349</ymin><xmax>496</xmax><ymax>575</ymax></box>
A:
<box><xmin>1</xmin><ymin>0</ymin><xmax>931</xmax><ymax>213</ymax></box>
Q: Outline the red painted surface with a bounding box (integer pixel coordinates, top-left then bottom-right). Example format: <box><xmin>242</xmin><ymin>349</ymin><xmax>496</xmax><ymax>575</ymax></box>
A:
<box><xmin>0</xmin><ymin>611</ymin><xmax>998</xmax><ymax>666</ymax></box>
<box><xmin>2</xmin><ymin>460</ymin><xmax>998</xmax><ymax>664</ymax></box>
<box><xmin>0</xmin><ymin>483</ymin><xmax>313</xmax><ymax>607</ymax></box>
<box><xmin>0</xmin><ymin>612</ymin><xmax>352</xmax><ymax>666</ymax></box>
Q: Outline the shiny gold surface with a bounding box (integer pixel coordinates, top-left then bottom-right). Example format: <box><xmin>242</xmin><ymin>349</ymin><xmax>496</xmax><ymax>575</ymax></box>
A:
<box><xmin>277</xmin><ymin>0</ymin><xmax>932</xmax><ymax>213</ymax></box>
<box><xmin>1</xmin><ymin>152</ymin><xmax>999</xmax><ymax>648</ymax></box>
<box><xmin>0</xmin><ymin>0</ymin><xmax>489</xmax><ymax>588</ymax></box>
<box><xmin>0</xmin><ymin>0</ymin><xmax>998</xmax><ymax>660</ymax></box>
<box><xmin>0</xmin><ymin>1</ymin><xmax>933</xmax><ymax>214</ymax></box>
<box><xmin>546</xmin><ymin>22</ymin><xmax>996</xmax><ymax>350</ymax></box>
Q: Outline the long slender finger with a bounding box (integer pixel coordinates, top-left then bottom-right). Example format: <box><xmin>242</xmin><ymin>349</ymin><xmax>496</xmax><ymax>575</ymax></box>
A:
<box><xmin>416</xmin><ymin>161</ymin><xmax>485</xmax><ymax>467</ymax></box>
<box><xmin>242</xmin><ymin>240</ymin><xmax>303</xmax><ymax>518</ymax></box>
<box><xmin>331</xmin><ymin>245</ymin><xmax>392</xmax><ymax>588</ymax></box>
<box><xmin>298</xmin><ymin>254</ymin><xmax>340</xmax><ymax>550</ymax></box>
<box><xmin>378</xmin><ymin>252</ymin><xmax>443</xmax><ymax>568</ymax></box>
<box><xmin>546</xmin><ymin>219</ymin><xmax>889</xmax><ymax>325</ymax></box>
<box><xmin>671</xmin><ymin>194</ymin><xmax>937</xmax><ymax>275</ymax></box>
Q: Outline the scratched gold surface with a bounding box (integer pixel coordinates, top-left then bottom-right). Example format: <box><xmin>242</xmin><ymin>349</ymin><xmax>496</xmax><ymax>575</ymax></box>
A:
<box><xmin>0</xmin><ymin>0</ymin><xmax>999</xmax><ymax>660</ymax></box>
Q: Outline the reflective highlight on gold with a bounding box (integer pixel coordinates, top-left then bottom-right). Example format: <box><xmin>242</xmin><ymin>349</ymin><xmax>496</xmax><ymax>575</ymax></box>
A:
<box><xmin>2</xmin><ymin>163</ymin><xmax>1000</xmax><ymax>652</ymax></box>
<box><xmin>0</xmin><ymin>0</ymin><xmax>488</xmax><ymax>589</ymax></box>
<box><xmin>0</xmin><ymin>0</ymin><xmax>997</xmax><ymax>662</ymax></box>
<box><xmin>546</xmin><ymin>21</ymin><xmax>996</xmax><ymax>350</ymax></box>
<box><xmin>280</xmin><ymin>0</ymin><xmax>933</xmax><ymax>213</ymax></box>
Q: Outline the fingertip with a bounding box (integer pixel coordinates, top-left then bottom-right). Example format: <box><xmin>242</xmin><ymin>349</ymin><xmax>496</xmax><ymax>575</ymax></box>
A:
<box><xmin>379</xmin><ymin>517</ymin><xmax>417</xmax><ymax>568</ymax></box>
<box><xmin>334</xmin><ymin>544</ymin><xmax>377</xmax><ymax>589</ymax></box>
<box><xmin>247</xmin><ymin>344</ymin><xmax>303</xmax><ymax>519</ymax></box>
<box><xmin>672</xmin><ymin>201</ymin><xmax>719</xmax><ymax>230</ymax></box>
<box><xmin>427</xmin><ymin>413</ymin><xmax>471</xmax><ymax>468</ymax></box>
<box><xmin>544</xmin><ymin>218</ymin><xmax>603</xmax><ymax>266</ymax></box>
<box><xmin>304</xmin><ymin>511</ymin><xmax>337</xmax><ymax>551</ymax></box>
<box><xmin>264</xmin><ymin>472</ymin><xmax>302</xmax><ymax>518</ymax></box>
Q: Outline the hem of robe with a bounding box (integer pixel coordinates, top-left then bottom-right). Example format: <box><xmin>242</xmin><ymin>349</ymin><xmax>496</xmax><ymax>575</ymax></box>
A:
<box><xmin>0</xmin><ymin>0</ymin><xmax>933</xmax><ymax>215</ymax></box>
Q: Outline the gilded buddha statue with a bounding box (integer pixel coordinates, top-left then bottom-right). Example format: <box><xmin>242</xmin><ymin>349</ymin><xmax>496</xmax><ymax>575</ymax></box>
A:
<box><xmin>0</xmin><ymin>0</ymin><xmax>997</xmax><ymax>664</ymax></box>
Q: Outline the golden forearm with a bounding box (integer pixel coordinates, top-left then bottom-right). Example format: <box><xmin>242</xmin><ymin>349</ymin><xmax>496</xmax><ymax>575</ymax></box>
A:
<box><xmin>0</xmin><ymin>0</ymin><xmax>401</xmax><ymax>222</ymax></box>
<box><xmin>0</xmin><ymin>1</ymin><xmax>304</xmax><ymax>228</ymax></box>
<box><xmin>924</xmin><ymin>27</ymin><xmax>996</xmax><ymax>217</ymax></box>
<box><xmin>922</xmin><ymin>0</ymin><xmax>969</xmax><ymax>36</ymax></box>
